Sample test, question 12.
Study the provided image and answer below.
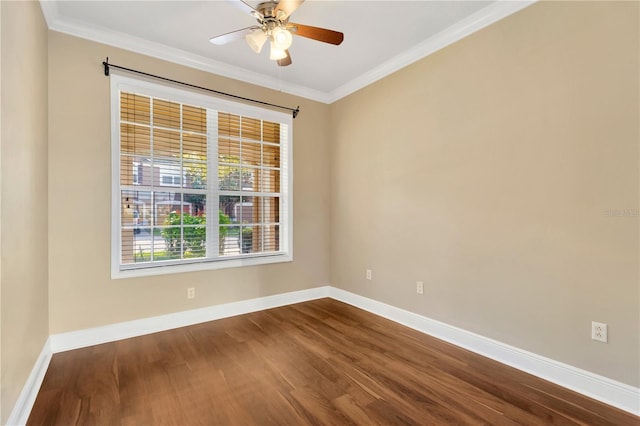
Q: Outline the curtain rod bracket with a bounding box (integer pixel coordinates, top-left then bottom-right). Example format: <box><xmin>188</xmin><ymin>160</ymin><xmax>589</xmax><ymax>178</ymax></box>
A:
<box><xmin>101</xmin><ymin>57</ymin><xmax>299</xmax><ymax>118</ymax></box>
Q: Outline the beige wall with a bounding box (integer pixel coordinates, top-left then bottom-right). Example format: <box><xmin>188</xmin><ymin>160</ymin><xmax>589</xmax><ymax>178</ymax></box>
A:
<box><xmin>330</xmin><ymin>1</ymin><xmax>639</xmax><ymax>387</ymax></box>
<box><xmin>1</xmin><ymin>1</ymin><xmax>50</xmax><ymax>423</ymax></box>
<box><xmin>47</xmin><ymin>32</ymin><xmax>331</xmax><ymax>333</ymax></box>
<box><xmin>3</xmin><ymin>1</ymin><xmax>638</xmax><ymax>419</ymax></box>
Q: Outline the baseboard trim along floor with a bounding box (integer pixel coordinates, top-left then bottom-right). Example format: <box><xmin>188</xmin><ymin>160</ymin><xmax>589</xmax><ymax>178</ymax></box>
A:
<box><xmin>327</xmin><ymin>287</ymin><xmax>639</xmax><ymax>416</ymax></box>
<box><xmin>9</xmin><ymin>285</ymin><xmax>639</xmax><ymax>424</ymax></box>
<box><xmin>6</xmin><ymin>338</ymin><xmax>52</xmax><ymax>426</ymax></box>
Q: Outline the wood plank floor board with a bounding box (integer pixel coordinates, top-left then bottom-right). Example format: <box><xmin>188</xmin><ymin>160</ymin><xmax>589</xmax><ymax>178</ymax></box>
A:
<box><xmin>28</xmin><ymin>299</ymin><xmax>639</xmax><ymax>425</ymax></box>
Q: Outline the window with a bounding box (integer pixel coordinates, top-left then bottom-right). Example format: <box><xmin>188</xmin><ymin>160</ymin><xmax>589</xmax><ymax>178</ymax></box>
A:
<box><xmin>111</xmin><ymin>74</ymin><xmax>292</xmax><ymax>278</ymax></box>
<box><xmin>132</xmin><ymin>163</ymin><xmax>141</xmax><ymax>185</ymax></box>
<box><xmin>160</xmin><ymin>173</ymin><xmax>181</xmax><ymax>187</ymax></box>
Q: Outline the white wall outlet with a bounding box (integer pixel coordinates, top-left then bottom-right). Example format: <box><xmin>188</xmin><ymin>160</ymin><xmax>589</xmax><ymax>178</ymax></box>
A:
<box><xmin>366</xmin><ymin>269</ymin><xmax>372</xmax><ymax>280</ymax></box>
<box><xmin>187</xmin><ymin>287</ymin><xmax>195</xmax><ymax>299</ymax></box>
<box><xmin>591</xmin><ymin>321</ymin><xmax>607</xmax><ymax>343</ymax></box>
<box><xmin>416</xmin><ymin>281</ymin><xmax>424</xmax><ymax>295</ymax></box>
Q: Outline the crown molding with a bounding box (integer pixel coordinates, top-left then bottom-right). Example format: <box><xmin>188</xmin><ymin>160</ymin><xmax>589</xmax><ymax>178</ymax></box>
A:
<box><xmin>39</xmin><ymin>1</ymin><xmax>535</xmax><ymax>104</ymax></box>
<box><xmin>38</xmin><ymin>0</ymin><xmax>58</xmax><ymax>28</ymax></box>
<box><xmin>327</xmin><ymin>0</ymin><xmax>537</xmax><ymax>103</ymax></box>
<box><xmin>38</xmin><ymin>1</ymin><xmax>332</xmax><ymax>103</ymax></box>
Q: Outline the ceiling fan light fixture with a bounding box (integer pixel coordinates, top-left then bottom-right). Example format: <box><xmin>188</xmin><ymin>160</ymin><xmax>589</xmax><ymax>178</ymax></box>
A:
<box><xmin>271</xmin><ymin>27</ymin><xmax>293</xmax><ymax>50</ymax></box>
<box><xmin>246</xmin><ymin>29</ymin><xmax>268</xmax><ymax>53</ymax></box>
<box><xmin>269</xmin><ymin>41</ymin><xmax>287</xmax><ymax>60</ymax></box>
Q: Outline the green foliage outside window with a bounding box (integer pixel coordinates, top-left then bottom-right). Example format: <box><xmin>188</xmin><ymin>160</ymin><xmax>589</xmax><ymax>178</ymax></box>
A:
<box><xmin>161</xmin><ymin>210</ymin><xmax>231</xmax><ymax>258</ymax></box>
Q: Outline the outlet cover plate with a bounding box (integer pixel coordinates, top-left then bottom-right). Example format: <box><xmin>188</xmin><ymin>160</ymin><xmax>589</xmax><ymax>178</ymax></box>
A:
<box><xmin>591</xmin><ymin>321</ymin><xmax>607</xmax><ymax>343</ymax></box>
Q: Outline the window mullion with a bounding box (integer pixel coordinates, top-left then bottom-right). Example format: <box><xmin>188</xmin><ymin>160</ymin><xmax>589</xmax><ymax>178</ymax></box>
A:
<box><xmin>239</xmin><ymin>116</ymin><xmax>243</xmax><ymax>240</ymax></box>
<box><xmin>279</xmin><ymin>123</ymin><xmax>287</xmax><ymax>253</ymax></box>
<box><xmin>206</xmin><ymin>109</ymin><xmax>218</xmax><ymax>258</ymax></box>
<box><xmin>260</xmin><ymin>121</ymin><xmax>265</xmax><ymax>252</ymax></box>
<box><xmin>179</xmin><ymin>104</ymin><xmax>184</xmax><ymax>260</ymax></box>
<box><xmin>150</xmin><ymin>98</ymin><xmax>155</xmax><ymax>262</ymax></box>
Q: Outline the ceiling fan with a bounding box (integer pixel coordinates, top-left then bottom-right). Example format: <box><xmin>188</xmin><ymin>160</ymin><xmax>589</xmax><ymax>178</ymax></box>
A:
<box><xmin>209</xmin><ymin>0</ymin><xmax>344</xmax><ymax>66</ymax></box>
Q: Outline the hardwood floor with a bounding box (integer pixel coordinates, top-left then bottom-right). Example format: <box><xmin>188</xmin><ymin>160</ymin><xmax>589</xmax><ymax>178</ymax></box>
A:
<box><xmin>28</xmin><ymin>299</ymin><xmax>638</xmax><ymax>425</ymax></box>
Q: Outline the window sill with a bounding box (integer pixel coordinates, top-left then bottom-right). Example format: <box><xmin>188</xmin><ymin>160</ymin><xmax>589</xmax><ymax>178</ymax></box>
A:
<box><xmin>111</xmin><ymin>252</ymin><xmax>292</xmax><ymax>279</ymax></box>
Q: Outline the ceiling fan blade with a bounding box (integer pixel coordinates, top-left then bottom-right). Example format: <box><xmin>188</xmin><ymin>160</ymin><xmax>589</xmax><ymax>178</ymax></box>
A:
<box><xmin>277</xmin><ymin>50</ymin><xmax>292</xmax><ymax>67</ymax></box>
<box><xmin>289</xmin><ymin>23</ymin><xmax>344</xmax><ymax>45</ymax></box>
<box><xmin>275</xmin><ymin>0</ymin><xmax>304</xmax><ymax>19</ymax></box>
<box><xmin>209</xmin><ymin>26</ymin><xmax>259</xmax><ymax>45</ymax></box>
<box><xmin>226</xmin><ymin>0</ymin><xmax>264</xmax><ymax>20</ymax></box>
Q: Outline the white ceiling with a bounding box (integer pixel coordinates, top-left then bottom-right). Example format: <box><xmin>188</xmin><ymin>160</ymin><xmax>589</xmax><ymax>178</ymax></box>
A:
<box><xmin>40</xmin><ymin>0</ymin><xmax>534</xmax><ymax>103</ymax></box>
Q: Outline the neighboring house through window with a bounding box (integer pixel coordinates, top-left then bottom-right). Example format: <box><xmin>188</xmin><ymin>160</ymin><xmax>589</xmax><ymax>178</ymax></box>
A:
<box><xmin>111</xmin><ymin>74</ymin><xmax>293</xmax><ymax>278</ymax></box>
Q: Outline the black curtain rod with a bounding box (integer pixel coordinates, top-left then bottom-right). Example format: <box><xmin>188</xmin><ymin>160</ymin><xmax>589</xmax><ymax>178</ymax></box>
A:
<box><xmin>102</xmin><ymin>57</ymin><xmax>299</xmax><ymax>118</ymax></box>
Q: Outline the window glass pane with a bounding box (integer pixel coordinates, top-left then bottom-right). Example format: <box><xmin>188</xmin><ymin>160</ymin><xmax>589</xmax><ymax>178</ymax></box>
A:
<box><xmin>133</xmin><ymin>228</ymin><xmax>154</xmax><ymax>263</ymax></box>
<box><xmin>160</xmin><ymin>226</ymin><xmax>182</xmax><ymax>260</ymax></box>
<box><xmin>120</xmin><ymin>124</ymin><xmax>150</xmax><ymax>155</ymax></box>
<box><xmin>219</xmin><ymin>166</ymin><xmax>241</xmax><ymax>190</ymax></box>
<box><xmin>220</xmin><ymin>196</ymin><xmax>240</xmax><ymax>224</ymax></box>
<box><xmin>240</xmin><ymin>196</ymin><xmax>259</xmax><ymax>224</ymax></box>
<box><xmin>153</xmin><ymin>99</ymin><xmax>181</xmax><ymax>130</ymax></box>
<box><xmin>243</xmin><ymin>142</ymin><xmax>261</xmax><ymax>166</ymax></box>
<box><xmin>120</xmin><ymin>156</ymin><xmax>136</xmax><ymax>186</ymax></box>
<box><xmin>120</xmin><ymin>93</ymin><xmax>150</xmax><ymax>125</ymax></box>
<box><xmin>263</xmin><ymin>144</ymin><xmax>280</xmax><ymax>168</ymax></box>
<box><xmin>183</xmin><ymin>161</ymin><xmax>207</xmax><ymax>190</ymax></box>
<box><xmin>154</xmin><ymin>191</ymin><xmax>184</xmax><ymax>226</ymax></box>
<box><xmin>154</xmin><ymin>129</ymin><xmax>180</xmax><ymax>159</ymax></box>
<box><xmin>240</xmin><ymin>168</ymin><xmax>258</xmax><ymax>191</ymax></box>
<box><xmin>121</xmin><ymin>203</ymin><xmax>160</xmax><ymax>265</ymax></box>
<box><xmin>262</xmin><ymin>121</ymin><xmax>280</xmax><ymax>144</ymax></box>
<box><xmin>183</xmin><ymin>224</ymin><xmax>206</xmax><ymax>259</ymax></box>
<box><xmin>183</xmin><ymin>133</ymin><xmax>207</xmax><ymax>159</ymax></box>
<box><xmin>263</xmin><ymin>197</ymin><xmax>279</xmax><ymax>223</ymax></box>
<box><xmin>182</xmin><ymin>105</ymin><xmax>206</xmax><ymax>133</ymax></box>
<box><xmin>241</xmin><ymin>225</ymin><xmax>260</xmax><ymax>254</ymax></box>
<box><xmin>264</xmin><ymin>225</ymin><xmax>279</xmax><ymax>252</ymax></box>
<box><xmin>121</xmin><ymin>190</ymin><xmax>141</xmax><ymax>227</ymax></box>
<box><xmin>120</xmin><ymin>228</ymin><xmax>142</xmax><ymax>264</ymax></box>
<box><xmin>219</xmin><ymin>225</ymin><xmax>240</xmax><ymax>256</ymax></box>
<box><xmin>219</xmin><ymin>138</ymin><xmax>240</xmax><ymax>162</ymax></box>
<box><xmin>241</xmin><ymin>117</ymin><xmax>262</xmax><ymax>142</ymax></box>
<box><xmin>135</xmin><ymin>161</ymin><xmax>153</xmax><ymax>187</ymax></box>
<box><xmin>218</xmin><ymin>112</ymin><xmax>240</xmax><ymax>138</ymax></box>
<box><xmin>184</xmin><ymin>193</ymin><xmax>206</xmax><ymax>219</ymax></box>
<box><xmin>260</xmin><ymin>169</ymin><xmax>280</xmax><ymax>193</ymax></box>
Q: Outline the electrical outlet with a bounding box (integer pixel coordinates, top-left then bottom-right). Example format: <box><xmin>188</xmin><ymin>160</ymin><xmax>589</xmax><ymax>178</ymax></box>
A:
<box><xmin>416</xmin><ymin>281</ymin><xmax>424</xmax><ymax>295</ymax></box>
<box><xmin>187</xmin><ymin>287</ymin><xmax>195</xmax><ymax>299</ymax></box>
<box><xmin>591</xmin><ymin>321</ymin><xmax>607</xmax><ymax>343</ymax></box>
<box><xmin>366</xmin><ymin>269</ymin><xmax>372</xmax><ymax>280</ymax></box>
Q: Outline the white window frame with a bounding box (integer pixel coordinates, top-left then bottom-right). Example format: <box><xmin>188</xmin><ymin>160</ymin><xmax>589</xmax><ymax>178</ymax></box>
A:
<box><xmin>110</xmin><ymin>73</ymin><xmax>293</xmax><ymax>279</ymax></box>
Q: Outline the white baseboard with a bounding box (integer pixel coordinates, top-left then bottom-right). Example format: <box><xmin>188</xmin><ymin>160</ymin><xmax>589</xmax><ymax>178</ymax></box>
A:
<box><xmin>50</xmin><ymin>286</ymin><xmax>330</xmax><ymax>353</ymax></box>
<box><xmin>6</xmin><ymin>338</ymin><xmax>52</xmax><ymax>426</ymax></box>
<box><xmin>13</xmin><ymin>285</ymin><xmax>639</xmax><ymax>422</ymax></box>
<box><xmin>327</xmin><ymin>287</ymin><xmax>640</xmax><ymax>416</ymax></box>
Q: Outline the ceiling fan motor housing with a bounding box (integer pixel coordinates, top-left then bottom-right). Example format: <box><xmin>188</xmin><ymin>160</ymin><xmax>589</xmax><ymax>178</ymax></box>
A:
<box><xmin>209</xmin><ymin>0</ymin><xmax>344</xmax><ymax>67</ymax></box>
